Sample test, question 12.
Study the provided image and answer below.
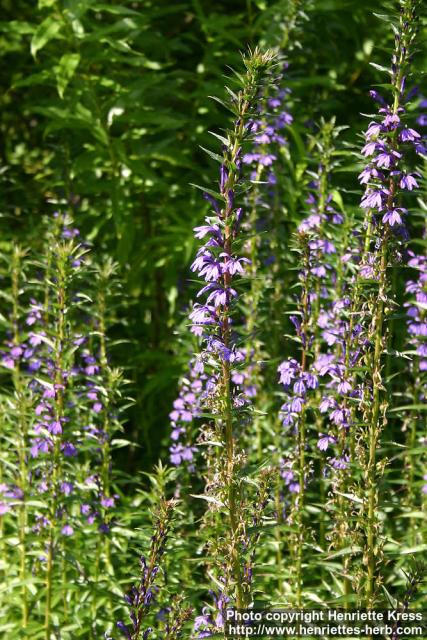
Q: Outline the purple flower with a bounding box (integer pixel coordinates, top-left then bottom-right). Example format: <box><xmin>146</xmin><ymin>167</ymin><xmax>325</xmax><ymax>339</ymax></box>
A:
<box><xmin>60</xmin><ymin>482</ymin><xmax>73</xmax><ymax>496</ymax></box>
<box><xmin>400</xmin><ymin>127</ymin><xmax>420</xmax><ymax>141</ymax></box>
<box><xmin>400</xmin><ymin>174</ymin><xmax>418</xmax><ymax>190</ymax></box>
<box><xmin>116</xmin><ymin>621</ymin><xmax>132</xmax><ymax>639</ymax></box>
<box><xmin>382</xmin><ymin>208</ymin><xmax>405</xmax><ymax>227</ymax></box>
<box><xmin>277</xmin><ymin>359</ymin><xmax>298</xmax><ymax>386</ymax></box>
<box><xmin>317</xmin><ymin>434</ymin><xmax>336</xmax><ymax>451</ymax></box>
<box><xmin>170</xmin><ymin>443</ymin><xmax>195</xmax><ymax>466</ymax></box>
<box><xmin>329</xmin><ymin>455</ymin><xmax>349</xmax><ymax>470</ymax></box>
<box><xmin>61</xmin><ymin>524</ymin><xmax>74</xmax><ymax>536</ymax></box>
<box><xmin>375</xmin><ymin>150</ymin><xmax>401</xmax><ymax>168</ymax></box>
<box><xmin>100</xmin><ymin>495</ymin><xmax>115</xmax><ymax>508</ymax></box>
<box><xmin>49</xmin><ymin>420</ymin><xmax>62</xmax><ymax>435</ymax></box>
<box><xmin>360</xmin><ymin>188</ymin><xmax>387</xmax><ymax>210</ymax></box>
<box><xmin>62</xmin><ymin>442</ymin><xmax>77</xmax><ymax>457</ymax></box>
<box><xmin>337</xmin><ymin>379</ymin><xmax>352</xmax><ymax>395</ymax></box>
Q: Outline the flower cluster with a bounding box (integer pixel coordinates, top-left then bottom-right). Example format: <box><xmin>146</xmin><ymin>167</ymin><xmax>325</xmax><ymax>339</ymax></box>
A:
<box><xmin>0</xmin><ymin>216</ymin><xmax>119</xmax><ymax>538</ymax></box>
<box><xmin>313</xmin><ymin>305</ymin><xmax>367</xmax><ymax>443</ymax></box>
<box><xmin>277</xmin><ymin>121</ymin><xmax>348</xmax><ymax>476</ymax></box>
<box><xmin>359</xmin><ymin>22</ymin><xmax>424</xmax><ymax>236</ymax></box>
<box><xmin>169</xmin><ymin>342</ymin><xmax>260</xmax><ymax>466</ymax></box>
<box><xmin>242</xmin><ymin>63</ymin><xmax>293</xmax><ymax>185</ymax></box>
<box><xmin>189</xmin><ymin>203</ymin><xmax>249</xmax><ymax>356</ymax></box>
<box><xmin>278</xmin><ymin>358</ymin><xmax>318</xmax><ymax>428</ymax></box>
<box><xmin>169</xmin><ymin>357</ymin><xmax>216</xmax><ymax>467</ymax></box>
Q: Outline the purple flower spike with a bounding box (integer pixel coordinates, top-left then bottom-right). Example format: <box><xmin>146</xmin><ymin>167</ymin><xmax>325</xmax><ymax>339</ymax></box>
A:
<box><xmin>116</xmin><ymin>621</ymin><xmax>132</xmax><ymax>639</ymax></box>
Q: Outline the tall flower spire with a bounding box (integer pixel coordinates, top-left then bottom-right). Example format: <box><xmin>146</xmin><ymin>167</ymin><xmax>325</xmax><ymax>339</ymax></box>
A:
<box><xmin>356</xmin><ymin>0</ymin><xmax>422</xmax><ymax>608</ymax></box>
<box><xmin>187</xmin><ymin>48</ymin><xmax>277</xmax><ymax>634</ymax></box>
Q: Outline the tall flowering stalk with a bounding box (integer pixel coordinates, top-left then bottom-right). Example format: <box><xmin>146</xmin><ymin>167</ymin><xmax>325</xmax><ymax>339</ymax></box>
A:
<box><xmin>355</xmin><ymin>0</ymin><xmax>422</xmax><ymax>607</ymax></box>
<box><xmin>188</xmin><ymin>47</ymin><xmax>276</xmax><ymax>630</ymax></box>
<box><xmin>241</xmin><ymin>63</ymin><xmax>293</xmax><ymax>461</ymax></box>
<box><xmin>92</xmin><ymin>258</ymin><xmax>123</xmax><ymax>570</ymax></box>
<box><xmin>42</xmin><ymin>232</ymin><xmax>86</xmax><ymax>637</ymax></box>
<box><xmin>115</xmin><ymin>498</ymin><xmax>177</xmax><ymax>640</ymax></box>
<box><xmin>1</xmin><ymin>245</ymin><xmax>30</xmax><ymax>627</ymax></box>
<box><xmin>276</xmin><ymin>119</ymin><xmax>345</xmax><ymax>603</ymax></box>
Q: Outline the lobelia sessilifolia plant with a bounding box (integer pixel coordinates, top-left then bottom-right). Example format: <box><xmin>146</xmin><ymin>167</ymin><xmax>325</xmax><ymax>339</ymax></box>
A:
<box><xmin>168</xmin><ymin>53</ymin><xmax>296</xmax><ymax>610</ymax></box>
<box><xmin>233</xmin><ymin>6</ymin><xmax>311</xmax><ymax>596</ymax></box>
<box><xmin>286</xmin><ymin>126</ymin><xmax>365</xmax><ymax>606</ymax></box>
<box><xmin>181</xmin><ymin>48</ymin><xmax>278</xmax><ymax>636</ymax></box>
<box><xmin>339</xmin><ymin>0</ymin><xmax>423</xmax><ymax>608</ymax></box>
<box><xmin>0</xmin><ymin>243</ymin><xmax>31</xmax><ymax>629</ymax></box>
<box><xmin>276</xmin><ymin>118</ymin><xmax>347</xmax><ymax>605</ymax></box>
<box><xmin>77</xmin><ymin>255</ymin><xmax>130</xmax><ymax>636</ymax></box>
<box><xmin>0</xmin><ymin>212</ymin><xmax>129</xmax><ymax>637</ymax></box>
<box><xmin>88</xmin><ymin>259</ymin><xmax>125</xmax><ymax>556</ymax></box>
<box><xmin>291</xmin><ymin>1</ymin><xmax>425</xmax><ymax>608</ymax></box>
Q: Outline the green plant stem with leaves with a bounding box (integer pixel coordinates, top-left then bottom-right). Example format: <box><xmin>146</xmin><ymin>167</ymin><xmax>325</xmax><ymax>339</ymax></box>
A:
<box><xmin>45</xmin><ymin>243</ymin><xmax>69</xmax><ymax>639</ymax></box>
<box><xmin>294</xmin><ymin>238</ymin><xmax>311</xmax><ymax>607</ymax></box>
<box><xmin>11</xmin><ymin>245</ymin><xmax>29</xmax><ymax>628</ymax></box>
<box><xmin>220</xmin><ymin>74</ymin><xmax>255</xmax><ymax>614</ymax></box>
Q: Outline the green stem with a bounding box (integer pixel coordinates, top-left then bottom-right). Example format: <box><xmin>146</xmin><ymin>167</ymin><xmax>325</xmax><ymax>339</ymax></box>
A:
<box><xmin>365</xmin><ymin>237</ymin><xmax>388</xmax><ymax>608</ymax></box>
<box><xmin>295</xmin><ymin>407</ymin><xmax>306</xmax><ymax>607</ymax></box>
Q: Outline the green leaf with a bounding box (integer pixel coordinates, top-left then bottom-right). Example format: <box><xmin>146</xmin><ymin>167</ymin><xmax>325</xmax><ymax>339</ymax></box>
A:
<box><xmin>31</xmin><ymin>16</ymin><xmax>62</xmax><ymax>58</ymax></box>
<box><xmin>190</xmin><ymin>184</ymin><xmax>224</xmax><ymax>202</ymax></box>
<box><xmin>372</xmin><ymin>12</ymin><xmax>392</xmax><ymax>22</ymax></box>
<box><xmin>400</xmin><ymin>545</ymin><xmax>427</xmax><ymax>555</ymax></box>
<box><xmin>209</xmin><ymin>131</ymin><xmax>231</xmax><ymax>147</ymax></box>
<box><xmin>334</xmin><ymin>491</ymin><xmax>363</xmax><ymax>504</ymax></box>
<box><xmin>199</xmin><ymin>146</ymin><xmax>223</xmax><ymax>164</ymax></box>
<box><xmin>190</xmin><ymin>494</ymin><xmax>224</xmax><ymax>507</ymax></box>
<box><xmin>89</xmin><ymin>3</ymin><xmax>141</xmax><ymax>16</ymax></box>
<box><xmin>56</xmin><ymin>53</ymin><xmax>80</xmax><ymax>98</ymax></box>
<box><xmin>326</xmin><ymin>546</ymin><xmax>362</xmax><ymax>559</ymax></box>
<box><xmin>111</xmin><ymin>438</ymin><xmax>132</xmax><ymax>448</ymax></box>
<box><xmin>369</xmin><ymin>62</ymin><xmax>392</xmax><ymax>75</ymax></box>
<box><xmin>0</xmin><ymin>20</ymin><xmax>34</xmax><ymax>35</ymax></box>
<box><xmin>208</xmin><ymin>95</ymin><xmax>236</xmax><ymax>114</ymax></box>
